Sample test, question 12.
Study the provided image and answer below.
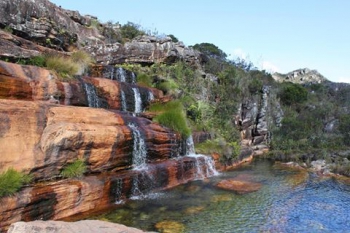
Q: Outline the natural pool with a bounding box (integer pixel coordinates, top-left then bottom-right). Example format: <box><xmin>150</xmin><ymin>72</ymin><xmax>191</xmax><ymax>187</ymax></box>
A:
<box><xmin>90</xmin><ymin>160</ymin><xmax>350</xmax><ymax>233</ymax></box>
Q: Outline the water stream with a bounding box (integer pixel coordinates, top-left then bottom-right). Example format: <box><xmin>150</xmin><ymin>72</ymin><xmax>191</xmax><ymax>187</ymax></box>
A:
<box><xmin>83</xmin><ymin>82</ymin><xmax>101</xmax><ymax>108</ymax></box>
<box><xmin>91</xmin><ymin>160</ymin><xmax>350</xmax><ymax>233</ymax></box>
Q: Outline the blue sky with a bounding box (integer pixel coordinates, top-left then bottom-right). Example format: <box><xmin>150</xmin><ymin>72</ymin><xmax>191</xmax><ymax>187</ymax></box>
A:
<box><xmin>50</xmin><ymin>0</ymin><xmax>350</xmax><ymax>83</ymax></box>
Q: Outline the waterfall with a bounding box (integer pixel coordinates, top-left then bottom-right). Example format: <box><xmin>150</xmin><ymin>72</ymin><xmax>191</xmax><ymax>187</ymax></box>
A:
<box><xmin>116</xmin><ymin>67</ymin><xmax>126</xmax><ymax>82</ymax></box>
<box><xmin>120</xmin><ymin>90</ymin><xmax>127</xmax><ymax>111</ymax></box>
<box><xmin>132</xmin><ymin>87</ymin><xmax>142</xmax><ymax>113</ymax></box>
<box><xmin>187</xmin><ymin>153</ymin><xmax>218</xmax><ymax>179</ymax></box>
<box><xmin>128</xmin><ymin>123</ymin><xmax>147</xmax><ymax>169</ymax></box>
<box><xmin>186</xmin><ymin>135</ymin><xmax>195</xmax><ymax>155</ymax></box>
<box><xmin>114</xmin><ymin>178</ymin><xmax>124</xmax><ymax>204</ymax></box>
<box><xmin>62</xmin><ymin>82</ymin><xmax>72</xmax><ymax>105</ymax></box>
<box><xmin>148</xmin><ymin>90</ymin><xmax>154</xmax><ymax>102</ymax></box>
<box><xmin>83</xmin><ymin>82</ymin><xmax>100</xmax><ymax>108</ymax></box>
<box><xmin>131</xmin><ymin>72</ymin><xmax>136</xmax><ymax>84</ymax></box>
<box><xmin>185</xmin><ymin>135</ymin><xmax>218</xmax><ymax>179</ymax></box>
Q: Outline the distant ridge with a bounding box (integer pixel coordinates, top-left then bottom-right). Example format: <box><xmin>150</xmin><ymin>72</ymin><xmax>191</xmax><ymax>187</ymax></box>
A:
<box><xmin>272</xmin><ymin>68</ymin><xmax>328</xmax><ymax>84</ymax></box>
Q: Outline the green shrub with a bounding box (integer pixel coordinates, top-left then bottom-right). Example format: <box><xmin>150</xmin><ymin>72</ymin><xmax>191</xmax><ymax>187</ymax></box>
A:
<box><xmin>279</xmin><ymin>83</ymin><xmax>308</xmax><ymax>106</ymax></box>
<box><xmin>16</xmin><ymin>56</ymin><xmax>46</xmax><ymax>67</ymax></box>
<box><xmin>0</xmin><ymin>168</ymin><xmax>32</xmax><ymax>197</ymax></box>
<box><xmin>155</xmin><ymin>79</ymin><xmax>179</xmax><ymax>95</ymax></box>
<box><xmin>46</xmin><ymin>55</ymin><xmax>79</xmax><ymax>80</ymax></box>
<box><xmin>61</xmin><ymin>159</ymin><xmax>87</xmax><ymax>178</ymax></box>
<box><xmin>195</xmin><ymin>139</ymin><xmax>224</xmax><ymax>155</ymax></box>
<box><xmin>154</xmin><ymin>110</ymin><xmax>191</xmax><ymax>137</ymax></box>
<box><xmin>136</xmin><ymin>73</ymin><xmax>153</xmax><ymax>87</ymax></box>
<box><xmin>339</xmin><ymin>115</ymin><xmax>350</xmax><ymax>146</ymax></box>
<box><xmin>120</xmin><ymin>22</ymin><xmax>145</xmax><ymax>41</ymax></box>
<box><xmin>71</xmin><ymin>50</ymin><xmax>94</xmax><ymax>65</ymax></box>
<box><xmin>149</xmin><ymin>100</ymin><xmax>183</xmax><ymax>113</ymax></box>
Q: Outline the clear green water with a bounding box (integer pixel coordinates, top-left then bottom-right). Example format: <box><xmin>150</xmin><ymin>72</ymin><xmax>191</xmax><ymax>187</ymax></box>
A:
<box><xmin>91</xmin><ymin>160</ymin><xmax>350</xmax><ymax>233</ymax></box>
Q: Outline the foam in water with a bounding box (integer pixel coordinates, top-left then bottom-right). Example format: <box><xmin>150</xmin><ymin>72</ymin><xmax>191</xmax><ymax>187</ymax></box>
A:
<box><xmin>120</xmin><ymin>90</ymin><xmax>127</xmax><ymax>111</ymax></box>
<box><xmin>83</xmin><ymin>82</ymin><xmax>100</xmax><ymax>108</ymax></box>
<box><xmin>132</xmin><ymin>87</ymin><xmax>142</xmax><ymax>113</ymax></box>
<box><xmin>128</xmin><ymin>123</ymin><xmax>147</xmax><ymax>169</ymax></box>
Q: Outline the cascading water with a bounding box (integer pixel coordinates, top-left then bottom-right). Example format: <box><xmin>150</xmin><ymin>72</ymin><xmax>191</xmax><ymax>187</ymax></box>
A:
<box><xmin>83</xmin><ymin>82</ymin><xmax>101</xmax><ymax>108</ymax></box>
<box><xmin>120</xmin><ymin>90</ymin><xmax>127</xmax><ymax>111</ymax></box>
<box><xmin>148</xmin><ymin>90</ymin><xmax>154</xmax><ymax>102</ymax></box>
<box><xmin>116</xmin><ymin>67</ymin><xmax>126</xmax><ymax>82</ymax></box>
<box><xmin>131</xmin><ymin>72</ymin><xmax>136</xmax><ymax>84</ymax></box>
<box><xmin>128</xmin><ymin>123</ymin><xmax>147</xmax><ymax>169</ymax></box>
<box><xmin>114</xmin><ymin>178</ymin><xmax>124</xmax><ymax>204</ymax></box>
<box><xmin>132</xmin><ymin>87</ymin><xmax>142</xmax><ymax>113</ymax></box>
<box><xmin>185</xmin><ymin>135</ymin><xmax>218</xmax><ymax>179</ymax></box>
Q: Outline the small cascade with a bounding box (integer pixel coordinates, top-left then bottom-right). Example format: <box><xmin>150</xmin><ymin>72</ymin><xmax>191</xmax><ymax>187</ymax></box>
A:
<box><xmin>131</xmin><ymin>72</ymin><xmax>136</xmax><ymax>84</ymax></box>
<box><xmin>185</xmin><ymin>135</ymin><xmax>218</xmax><ymax>179</ymax></box>
<box><xmin>128</xmin><ymin>123</ymin><xmax>147</xmax><ymax>169</ymax></box>
<box><xmin>62</xmin><ymin>82</ymin><xmax>72</xmax><ymax>105</ymax></box>
<box><xmin>114</xmin><ymin>178</ymin><xmax>124</xmax><ymax>204</ymax></box>
<box><xmin>116</xmin><ymin>67</ymin><xmax>126</xmax><ymax>82</ymax></box>
<box><xmin>83</xmin><ymin>82</ymin><xmax>101</xmax><ymax>108</ymax></box>
<box><xmin>186</xmin><ymin>135</ymin><xmax>195</xmax><ymax>155</ymax></box>
<box><xmin>148</xmin><ymin>90</ymin><xmax>154</xmax><ymax>102</ymax></box>
<box><xmin>120</xmin><ymin>90</ymin><xmax>127</xmax><ymax>111</ymax></box>
<box><xmin>187</xmin><ymin>153</ymin><xmax>218</xmax><ymax>179</ymax></box>
<box><xmin>132</xmin><ymin>87</ymin><xmax>142</xmax><ymax>113</ymax></box>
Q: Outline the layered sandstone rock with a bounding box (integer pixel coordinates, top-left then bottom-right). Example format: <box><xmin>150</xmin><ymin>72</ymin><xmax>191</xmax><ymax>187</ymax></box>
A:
<box><xmin>0</xmin><ymin>155</ymin><xmax>210</xmax><ymax>230</ymax></box>
<box><xmin>0</xmin><ymin>99</ymin><xmax>181</xmax><ymax>179</ymax></box>
<box><xmin>0</xmin><ymin>60</ymin><xmax>162</xmax><ymax>111</ymax></box>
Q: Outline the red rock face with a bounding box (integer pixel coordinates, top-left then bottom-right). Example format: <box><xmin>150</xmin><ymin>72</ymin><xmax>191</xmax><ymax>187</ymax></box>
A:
<box><xmin>0</xmin><ymin>156</ymin><xmax>208</xmax><ymax>231</ymax></box>
<box><xmin>0</xmin><ymin>60</ymin><xmax>217</xmax><ymax>231</ymax></box>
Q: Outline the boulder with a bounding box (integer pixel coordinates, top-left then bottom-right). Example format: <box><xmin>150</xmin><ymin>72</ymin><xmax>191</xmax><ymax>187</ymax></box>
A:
<box><xmin>216</xmin><ymin>179</ymin><xmax>262</xmax><ymax>194</ymax></box>
<box><xmin>7</xmin><ymin>220</ymin><xmax>150</xmax><ymax>233</ymax></box>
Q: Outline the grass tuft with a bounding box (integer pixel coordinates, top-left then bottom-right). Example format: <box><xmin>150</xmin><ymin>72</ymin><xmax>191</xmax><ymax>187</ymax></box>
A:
<box><xmin>61</xmin><ymin>159</ymin><xmax>87</xmax><ymax>178</ymax></box>
<box><xmin>0</xmin><ymin>168</ymin><xmax>32</xmax><ymax>197</ymax></box>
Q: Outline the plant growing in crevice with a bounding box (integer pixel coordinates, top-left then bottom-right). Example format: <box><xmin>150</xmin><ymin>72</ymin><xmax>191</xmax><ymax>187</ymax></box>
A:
<box><xmin>0</xmin><ymin>168</ymin><xmax>32</xmax><ymax>197</ymax></box>
<box><xmin>61</xmin><ymin>159</ymin><xmax>87</xmax><ymax>178</ymax></box>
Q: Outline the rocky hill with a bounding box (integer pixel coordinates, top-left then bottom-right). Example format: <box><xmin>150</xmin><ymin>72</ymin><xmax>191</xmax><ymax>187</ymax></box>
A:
<box><xmin>272</xmin><ymin>68</ymin><xmax>328</xmax><ymax>84</ymax></box>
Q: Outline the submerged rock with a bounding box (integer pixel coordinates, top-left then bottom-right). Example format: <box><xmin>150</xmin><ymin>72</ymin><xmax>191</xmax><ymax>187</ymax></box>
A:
<box><xmin>216</xmin><ymin>179</ymin><xmax>262</xmax><ymax>194</ymax></box>
<box><xmin>155</xmin><ymin>220</ymin><xmax>185</xmax><ymax>233</ymax></box>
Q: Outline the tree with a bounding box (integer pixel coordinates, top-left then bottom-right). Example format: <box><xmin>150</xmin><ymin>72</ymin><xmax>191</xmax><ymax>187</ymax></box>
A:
<box><xmin>192</xmin><ymin>43</ymin><xmax>227</xmax><ymax>60</ymax></box>
<box><xmin>120</xmin><ymin>22</ymin><xmax>144</xmax><ymax>40</ymax></box>
<box><xmin>279</xmin><ymin>83</ymin><xmax>308</xmax><ymax>106</ymax></box>
<box><xmin>168</xmin><ymin>34</ymin><xmax>179</xmax><ymax>43</ymax></box>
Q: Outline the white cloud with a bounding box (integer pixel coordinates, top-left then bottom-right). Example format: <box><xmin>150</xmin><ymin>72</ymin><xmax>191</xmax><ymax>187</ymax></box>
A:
<box><xmin>230</xmin><ymin>48</ymin><xmax>247</xmax><ymax>60</ymax></box>
<box><xmin>261</xmin><ymin>61</ymin><xmax>280</xmax><ymax>73</ymax></box>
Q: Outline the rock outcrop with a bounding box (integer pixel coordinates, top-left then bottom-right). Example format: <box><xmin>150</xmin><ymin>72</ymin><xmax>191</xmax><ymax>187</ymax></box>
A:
<box><xmin>0</xmin><ymin>0</ymin><xmax>103</xmax><ymax>51</ymax></box>
<box><xmin>216</xmin><ymin>179</ymin><xmax>262</xmax><ymax>194</ymax></box>
<box><xmin>272</xmin><ymin>68</ymin><xmax>327</xmax><ymax>84</ymax></box>
<box><xmin>86</xmin><ymin>35</ymin><xmax>204</xmax><ymax>67</ymax></box>
<box><xmin>8</xmin><ymin>220</ymin><xmax>151</xmax><ymax>233</ymax></box>
<box><xmin>235</xmin><ymin>86</ymin><xmax>283</xmax><ymax>155</ymax></box>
